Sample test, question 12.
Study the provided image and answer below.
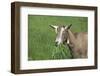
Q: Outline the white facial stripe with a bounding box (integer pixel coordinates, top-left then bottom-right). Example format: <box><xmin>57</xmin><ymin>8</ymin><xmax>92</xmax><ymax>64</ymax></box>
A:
<box><xmin>56</xmin><ymin>27</ymin><xmax>65</xmax><ymax>44</ymax></box>
<box><xmin>59</xmin><ymin>27</ymin><xmax>64</xmax><ymax>40</ymax></box>
<box><xmin>67</xmin><ymin>39</ymin><xmax>69</xmax><ymax>44</ymax></box>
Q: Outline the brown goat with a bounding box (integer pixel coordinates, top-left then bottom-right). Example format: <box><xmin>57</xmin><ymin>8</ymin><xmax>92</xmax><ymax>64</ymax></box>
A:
<box><xmin>50</xmin><ymin>24</ymin><xmax>88</xmax><ymax>58</ymax></box>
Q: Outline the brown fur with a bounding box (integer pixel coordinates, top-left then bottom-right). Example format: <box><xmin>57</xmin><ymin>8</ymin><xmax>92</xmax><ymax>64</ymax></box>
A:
<box><xmin>50</xmin><ymin>24</ymin><xmax>88</xmax><ymax>58</ymax></box>
<box><xmin>66</xmin><ymin>30</ymin><xmax>88</xmax><ymax>58</ymax></box>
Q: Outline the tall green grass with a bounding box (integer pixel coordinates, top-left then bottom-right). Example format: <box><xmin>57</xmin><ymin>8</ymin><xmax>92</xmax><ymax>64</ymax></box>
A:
<box><xmin>52</xmin><ymin>44</ymin><xmax>72</xmax><ymax>59</ymax></box>
<box><xmin>28</xmin><ymin>15</ymin><xmax>87</xmax><ymax>60</ymax></box>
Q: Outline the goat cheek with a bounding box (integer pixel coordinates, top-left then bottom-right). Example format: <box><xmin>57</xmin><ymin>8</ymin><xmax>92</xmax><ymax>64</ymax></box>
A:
<box><xmin>69</xmin><ymin>43</ymin><xmax>74</xmax><ymax>48</ymax></box>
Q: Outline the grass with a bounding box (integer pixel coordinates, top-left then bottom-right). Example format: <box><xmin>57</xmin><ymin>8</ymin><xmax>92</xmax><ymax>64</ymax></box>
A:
<box><xmin>52</xmin><ymin>44</ymin><xmax>72</xmax><ymax>59</ymax></box>
<box><xmin>28</xmin><ymin>15</ymin><xmax>88</xmax><ymax>60</ymax></box>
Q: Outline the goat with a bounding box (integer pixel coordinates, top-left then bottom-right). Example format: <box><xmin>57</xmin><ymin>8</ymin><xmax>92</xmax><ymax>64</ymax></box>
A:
<box><xmin>50</xmin><ymin>24</ymin><xmax>88</xmax><ymax>58</ymax></box>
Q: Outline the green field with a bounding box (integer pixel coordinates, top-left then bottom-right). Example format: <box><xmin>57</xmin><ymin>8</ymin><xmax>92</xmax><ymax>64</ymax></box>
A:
<box><xmin>28</xmin><ymin>15</ymin><xmax>88</xmax><ymax>60</ymax></box>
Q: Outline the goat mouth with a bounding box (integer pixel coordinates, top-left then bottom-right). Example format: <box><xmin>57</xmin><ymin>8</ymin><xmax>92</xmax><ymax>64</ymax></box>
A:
<box><xmin>55</xmin><ymin>43</ymin><xmax>58</xmax><ymax>47</ymax></box>
<box><xmin>55</xmin><ymin>42</ymin><xmax>62</xmax><ymax>47</ymax></box>
<box><xmin>55</xmin><ymin>42</ymin><xmax>60</xmax><ymax>47</ymax></box>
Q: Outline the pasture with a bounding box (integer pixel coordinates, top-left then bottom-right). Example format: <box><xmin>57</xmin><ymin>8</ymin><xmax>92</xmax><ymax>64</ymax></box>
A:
<box><xmin>28</xmin><ymin>15</ymin><xmax>88</xmax><ymax>60</ymax></box>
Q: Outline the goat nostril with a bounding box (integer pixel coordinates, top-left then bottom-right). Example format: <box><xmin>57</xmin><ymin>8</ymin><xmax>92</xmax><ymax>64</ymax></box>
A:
<box><xmin>55</xmin><ymin>42</ymin><xmax>58</xmax><ymax>47</ymax></box>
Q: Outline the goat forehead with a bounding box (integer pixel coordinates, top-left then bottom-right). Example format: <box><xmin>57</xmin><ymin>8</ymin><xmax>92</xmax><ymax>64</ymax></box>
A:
<box><xmin>57</xmin><ymin>26</ymin><xmax>65</xmax><ymax>32</ymax></box>
<box><xmin>56</xmin><ymin>27</ymin><xmax>66</xmax><ymax>42</ymax></box>
<box><xmin>57</xmin><ymin>27</ymin><xmax>65</xmax><ymax>37</ymax></box>
<box><xmin>61</xmin><ymin>27</ymin><xmax>65</xmax><ymax>32</ymax></box>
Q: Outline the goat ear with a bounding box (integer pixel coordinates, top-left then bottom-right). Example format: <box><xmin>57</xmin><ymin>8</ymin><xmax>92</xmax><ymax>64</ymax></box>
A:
<box><xmin>67</xmin><ymin>24</ymin><xmax>72</xmax><ymax>29</ymax></box>
<box><xmin>49</xmin><ymin>25</ymin><xmax>58</xmax><ymax>29</ymax></box>
<box><xmin>49</xmin><ymin>25</ymin><xmax>58</xmax><ymax>33</ymax></box>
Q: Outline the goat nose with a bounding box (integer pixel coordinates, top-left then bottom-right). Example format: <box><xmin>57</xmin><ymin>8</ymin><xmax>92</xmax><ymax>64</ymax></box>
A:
<box><xmin>55</xmin><ymin>42</ymin><xmax>58</xmax><ymax>47</ymax></box>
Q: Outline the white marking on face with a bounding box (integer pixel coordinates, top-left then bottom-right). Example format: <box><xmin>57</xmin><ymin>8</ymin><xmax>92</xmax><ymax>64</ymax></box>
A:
<box><xmin>67</xmin><ymin>39</ymin><xmax>69</xmax><ymax>44</ymax></box>
<box><xmin>56</xmin><ymin>27</ymin><xmax>65</xmax><ymax>45</ymax></box>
